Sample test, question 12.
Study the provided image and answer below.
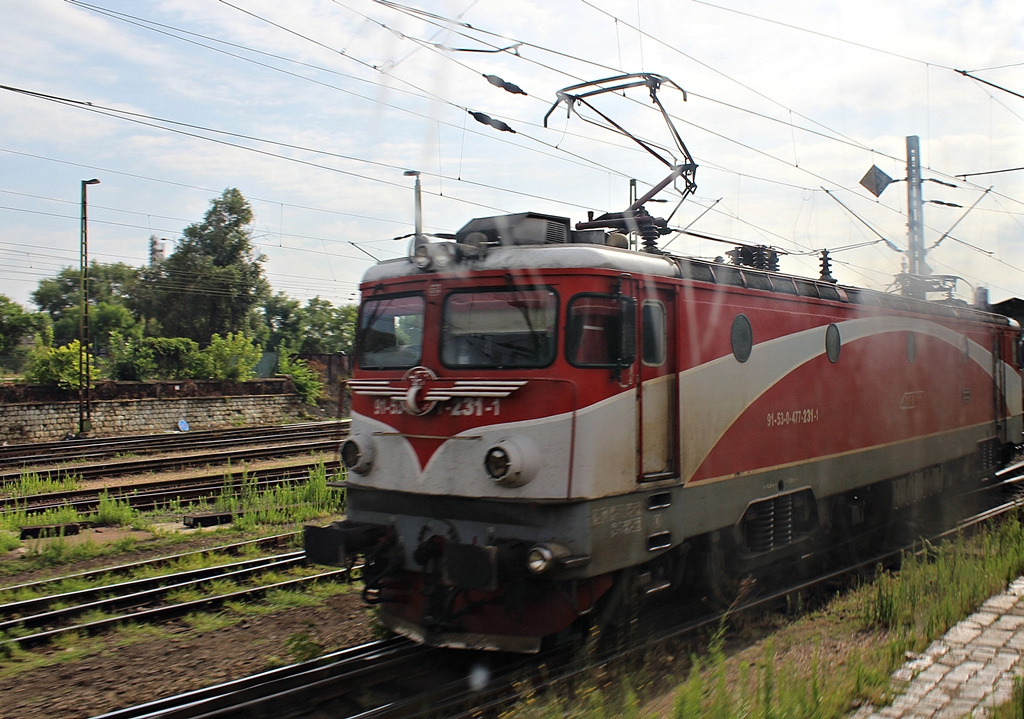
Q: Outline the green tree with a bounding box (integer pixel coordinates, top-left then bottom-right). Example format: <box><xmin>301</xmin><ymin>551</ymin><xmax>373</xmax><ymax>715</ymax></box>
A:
<box><xmin>0</xmin><ymin>295</ymin><xmax>46</xmax><ymax>372</ymax></box>
<box><xmin>262</xmin><ymin>292</ymin><xmax>302</xmax><ymax>352</ymax></box>
<box><xmin>141</xmin><ymin>189</ymin><xmax>269</xmax><ymax>344</ymax></box>
<box><xmin>296</xmin><ymin>298</ymin><xmax>356</xmax><ymax>354</ymax></box>
<box><xmin>51</xmin><ymin>302</ymin><xmax>141</xmax><ymax>351</ymax></box>
<box><xmin>31</xmin><ymin>262</ymin><xmax>143</xmax><ymax>347</ymax></box>
<box><xmin>261</xmin><ymin>295</ymin><xmax>356</xmax><ymax>355</ymax></box>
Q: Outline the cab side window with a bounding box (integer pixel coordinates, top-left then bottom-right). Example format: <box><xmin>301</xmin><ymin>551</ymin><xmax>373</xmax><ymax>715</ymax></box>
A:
<box><xmin>642</xmin><ymin>301</ymin><xmax>666</xmax><ymax>366</ymax></box>
<box><xmin>567</xmin><ymin>295</ymin><xmax>623</xmax><ymax>367</ymax></box>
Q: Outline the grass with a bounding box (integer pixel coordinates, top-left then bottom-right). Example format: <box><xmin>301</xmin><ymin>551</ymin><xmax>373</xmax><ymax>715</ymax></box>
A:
<box><xmin>511</xmin><ymin>512</ymin><xmax>1024</xmax><ymax>719</ymax></box>
<box><xmin>0</xmin><ymin>471</ymin><xmax>81</xmax><ymax>498</ymax></box>
<box><xmin>992</xmin><ymin>677</ymin><xmax>1024</xmax><ymax>718</ymax></box>
<box><xmin>0</xmin><ymin>504</ymin><xmax>83</xmax><ymax>535</ymax></box>
<box><xmin>0</xmin><ymin>460</ymin><xmax>343</xmax><ymax>565</ymax></box>
<box><xmin>94</xmin><ymin>491</ymin><xmax>147</xmax><ymax>529</ymax></box>
<box><xmin>216</xmin><ymin>461</ymin><xmax>342</xmax><ymax>530</ymax></box>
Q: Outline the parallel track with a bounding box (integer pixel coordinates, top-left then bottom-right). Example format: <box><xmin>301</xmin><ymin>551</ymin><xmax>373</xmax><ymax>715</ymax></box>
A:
<box><xmin>0</xmin><ymin>460</ymin><xmax>342</xmax><ymax>517</ymax></box>
<box><xmin>89</xmin><ymin>466</ymin><xmax>1024</xmax><ymax>718</ymax></box>
<box><xmin>0</xmin><ymin>534</ymin><xmax>347</xmax><ymax>649</ymax></box>
<box><xmin>1</xmin><ymin>420</ymin><xmax>349</xmax><ymax>475</ymax></box>
<box><xmin>89</xmin><ymin>638</ymin><xmax>437</xmax><ymax>719</ymax></box>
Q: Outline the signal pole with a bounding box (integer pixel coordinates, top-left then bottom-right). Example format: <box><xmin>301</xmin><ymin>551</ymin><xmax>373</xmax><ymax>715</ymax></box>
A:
<box><xmin>79</xmin><ymin>178</ymin><xmax>100</xmax><ymax>435</ymax></box>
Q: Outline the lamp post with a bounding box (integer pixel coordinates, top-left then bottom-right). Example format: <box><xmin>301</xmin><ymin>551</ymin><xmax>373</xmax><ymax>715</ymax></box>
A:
<box><xmin>79</xmin><ymin>178</ymin><xmax>100</xmax><ymax>435</ymax></box>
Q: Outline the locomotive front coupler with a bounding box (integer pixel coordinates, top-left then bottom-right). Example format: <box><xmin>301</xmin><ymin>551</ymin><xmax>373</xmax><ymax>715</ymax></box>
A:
<box><xmin>303</xmin><ymin>519</ymin><xmax>389</xmax><ymax>567</ymax></box>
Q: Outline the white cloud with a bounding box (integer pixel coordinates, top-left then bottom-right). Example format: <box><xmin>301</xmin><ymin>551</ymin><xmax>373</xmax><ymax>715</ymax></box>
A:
<box><xmin>1</xmin><ymin>0</ymin><xmax>1022</xmax><ymax>312</ymax></box>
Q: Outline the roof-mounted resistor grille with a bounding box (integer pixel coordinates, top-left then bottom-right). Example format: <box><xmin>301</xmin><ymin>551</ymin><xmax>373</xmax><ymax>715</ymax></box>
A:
<box><xmin>545</xmin><ymin>221</ymin><xmax>567</xmax><ymax>244</ymax></box>
<box><xmin>456</xmin><ymin>212</ymin><xmax>571</xmax><ymax>247</ymax></box>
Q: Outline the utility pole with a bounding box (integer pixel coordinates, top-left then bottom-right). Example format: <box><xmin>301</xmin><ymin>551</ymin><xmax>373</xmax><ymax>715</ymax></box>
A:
<box><xmin>905</xmin><ymin>136</ymin><xmax>926</xmax><ymax>286</ymax></box>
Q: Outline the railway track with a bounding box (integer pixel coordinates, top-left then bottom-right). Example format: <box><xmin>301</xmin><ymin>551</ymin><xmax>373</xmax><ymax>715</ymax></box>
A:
<box><xmin>0</xmin><ymin>533</ymin><xmax>347</xmax><ymax>650</ymax></box>
<box><xmin>89</xmin><ymin>638</ymin><xmax>440</xmax><ymax>719</ymax></box>
<box><xmin>0</xmin><ymin>421</ymin><xmax>350</xmax><ymax>484</ymax></box>
<box><xmin>0</xmin><ymin>459</ymin><xmax>342</xmax><ymax>518</ymax></box>
<box><xmin>86</xmin><ymin>466</ymin><xmax>1024</xmax><ymax>718</ymax></box>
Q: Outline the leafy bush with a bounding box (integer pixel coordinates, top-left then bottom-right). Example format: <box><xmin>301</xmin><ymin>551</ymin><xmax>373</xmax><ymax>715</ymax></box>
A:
<box><xmin>24</xmin><ymin>338</ymin><xmax>98</xmax><ymax>389</ymax></box>
<box><xmin>106</xmin><ymin>331</ymin><xmax>156</xmax><ymax>381</ymax></box>
<box><xmin>278</xmin><ymin>346</ymin><xmax>325</xmax><ymax>404</ymax></box>
<box><xmin>203</xmin><ymin>332</ymin><xmax>262</xmax><ymax>381</ymax></box>
<box><xmin>149</xmin><ymin>336</ymin><xmax>205</xmax><ymax>379</ymax></box>
<box><xmin>106</xmin><ymin>334</ymin><xmax>206</xmax><ymax>381</ymax></box>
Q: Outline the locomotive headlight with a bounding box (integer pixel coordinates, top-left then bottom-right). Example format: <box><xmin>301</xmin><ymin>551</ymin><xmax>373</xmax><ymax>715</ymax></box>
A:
<box><xmin>412</xmin><ymin>242</ymin><xmax>455</xmax><ymax>271</ymax></box>
<box><xmin>483</xmin><ymin>436</ymin><xmax>540</xmax><ymax>487</ymax></box>
<box><xmin>340</xmin><ymin>435</ymin><xmax>375</xmax><ymax>474</ymax></box>
<box><xmin>484</xmin><ymin>447</ymin><xmax>511</xmax><ymax>479</ymax></box>
<box><xmin>413</xmin><ymin>243</ymin><xmax>433</xmax><ymax>270</ymax></box>
<box><xmin>432</xmin><ymin>243</ymin><xmax>454</xmax><ymax>269</ymax></box>
<box><xmin>527</xmin><ymin>542</ymin><xmax>570</xmax><ymax>574</ymax></box>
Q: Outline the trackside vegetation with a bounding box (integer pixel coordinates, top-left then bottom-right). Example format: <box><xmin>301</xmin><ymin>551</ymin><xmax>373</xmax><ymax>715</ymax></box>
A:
<box><xmin>508</xmin><ymin>513</ymin><xmax>1024</xmax><ymax>718</ymax></box>
<box><xmin>0</xmin><ymin>461</ymin><xmax>343</xmax><ymax>567</ymax></box>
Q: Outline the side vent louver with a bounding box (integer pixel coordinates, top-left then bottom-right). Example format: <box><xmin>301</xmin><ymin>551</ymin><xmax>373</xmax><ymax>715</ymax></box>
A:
<box><xmin>545</xmin><ymin>221</ymin><xmax>568</xmax><ymax>244</ymax></box>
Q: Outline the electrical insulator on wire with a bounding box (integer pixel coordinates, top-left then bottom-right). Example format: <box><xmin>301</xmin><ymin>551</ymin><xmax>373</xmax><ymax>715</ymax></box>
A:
<box><xmin>820</xmin><ymin>249</ymin><xmax>836</xmax><ymax>284</ymax></box>
<box><xmin>469</xmin><ymin>110</ymin><xmax>516</xmax><ymax>134</ymax></box>
<box><xmin>483</xmin><ymin>74</ymin><xmax>527</xmax><ymax>95</ymax></box>
<box><xmin>768</xmin><ymin>251</ymin><xmax>780</xmax><ymax>272</ymax></box>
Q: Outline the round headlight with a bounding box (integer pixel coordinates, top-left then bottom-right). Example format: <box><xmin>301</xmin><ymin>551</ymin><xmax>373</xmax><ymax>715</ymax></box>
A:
<box><xmin>432</xmin><ymin>243</ymin><xmax>454</xmax><ymax>269</ymax></box>
<box><xmin>340</xmin><ymin>435</ymin><xmax>375</xmax><ymax>474</ymax></box>
<box><xmin>484</xmin><ymin>447</ymin><xmax>511</xmax><ymax>480</ymax></box>
<box><xmin>482</xmin><ymin>436</ymin><xmax>540</xmax><ymax>487</ymax></box>
<box><xmin>527</xmin><ymin>545</ymin><xmax>554</xmax><ymax>574</ymax></box>
<box><xmin>413</xmin><ymin>243</ymin><xmax>433</xmax><ymax>270</ymax></box>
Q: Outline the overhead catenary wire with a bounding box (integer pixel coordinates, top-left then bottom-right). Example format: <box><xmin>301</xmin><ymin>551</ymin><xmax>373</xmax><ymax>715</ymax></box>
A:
<box><xmin>4</xmin><ymin>0</ymin><xmax>1018</xmax><ymax>307</ymax></box>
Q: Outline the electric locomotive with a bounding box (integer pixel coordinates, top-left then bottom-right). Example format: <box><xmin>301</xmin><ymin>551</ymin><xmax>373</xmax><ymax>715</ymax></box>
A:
<box><xmin>305</xmin><ymin>75</ymin><xmax>1023</xmax><ymax>652</ymax></box>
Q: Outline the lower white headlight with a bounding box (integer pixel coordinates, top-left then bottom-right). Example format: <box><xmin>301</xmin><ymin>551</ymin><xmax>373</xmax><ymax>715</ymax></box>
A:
<box><xmin>527</xmin><ymin>542</ymin><xmax>571</xmax><ymax>574</ymax></box>
<box><xmin>483</xmin><ymin>435</ymin><xmax>540</xmax><ymax>487</ymax></box>
<box><xmin>340</xmin><ymin>435</ymin><xmax>375</xmax><ymax>474</ymax></box>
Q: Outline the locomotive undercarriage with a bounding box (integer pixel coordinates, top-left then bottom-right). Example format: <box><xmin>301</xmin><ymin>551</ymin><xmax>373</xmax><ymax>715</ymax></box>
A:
<box><xmin>305</xmin><ymin>431</ymin><xmax>1016</xmax><ymax>652</ymax></box>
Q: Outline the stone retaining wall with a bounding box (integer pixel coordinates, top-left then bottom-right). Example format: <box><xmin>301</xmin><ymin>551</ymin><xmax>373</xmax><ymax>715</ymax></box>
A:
<box><xmin>0</xmin><ymin>380</ymin><xmax>305</xmax><ymax>443</ymax></box>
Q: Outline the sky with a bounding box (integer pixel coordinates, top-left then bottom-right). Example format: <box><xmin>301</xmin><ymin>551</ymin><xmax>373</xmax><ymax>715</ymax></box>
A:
<box><xmin>2</xmin><ymin>0</ymin><xmax>1023</xmax><ymax>312</ymax></box>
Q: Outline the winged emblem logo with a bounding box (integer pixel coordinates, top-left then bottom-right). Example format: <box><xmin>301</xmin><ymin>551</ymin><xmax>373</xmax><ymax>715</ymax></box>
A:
<box><xmin>348</xmin><ymin>367</ymin><xmax>526</xmax><ymax>416</ymax></box>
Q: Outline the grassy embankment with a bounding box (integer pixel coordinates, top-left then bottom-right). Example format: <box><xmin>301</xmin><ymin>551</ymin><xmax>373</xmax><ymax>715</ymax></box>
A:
<box><xmin>0</xmin><ymin>461</ymin><xmax>352</xmax><ymax>676</ymax></box>
<box><xmin>511</xmin><ymin>513</ymin><xmax>1024</xmax><ymax>718</ymax></box>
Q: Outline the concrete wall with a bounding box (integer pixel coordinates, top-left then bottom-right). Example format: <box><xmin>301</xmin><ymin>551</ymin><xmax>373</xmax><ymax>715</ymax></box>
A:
<box><xmin>0</xmin><ymin>380</ymin><xmax>304</xmax><ymax>444</ymax></box>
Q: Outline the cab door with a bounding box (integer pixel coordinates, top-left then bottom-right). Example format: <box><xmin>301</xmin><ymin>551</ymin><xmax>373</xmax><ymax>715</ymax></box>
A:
<box><xmin>638</xmin><ymin>289</ymin><xmax>677</xmax><ymax>481</ymax></box>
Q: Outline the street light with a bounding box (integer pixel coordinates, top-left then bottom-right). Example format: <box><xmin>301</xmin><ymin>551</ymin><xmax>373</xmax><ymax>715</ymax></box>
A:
<box><xmin>79</xmin><ymin>178</ymin><xmax>100</xmax><ymax>435</ymax></box>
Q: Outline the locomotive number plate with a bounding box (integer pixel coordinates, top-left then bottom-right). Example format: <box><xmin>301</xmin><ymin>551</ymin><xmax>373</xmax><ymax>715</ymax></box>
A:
<box><xmin>371</xmin><ymin>397</ymin><xmax>502</xmax><ymax>416</ymax></box>
<box><xmin>766</xmin><ymin>408</ymin><xmax>819</xmax><ymax>427</ymax></box>
<box><xmin>443</xmin><ymin>397</ymin><xmax>502</xmax><ymax>417</ymax></box>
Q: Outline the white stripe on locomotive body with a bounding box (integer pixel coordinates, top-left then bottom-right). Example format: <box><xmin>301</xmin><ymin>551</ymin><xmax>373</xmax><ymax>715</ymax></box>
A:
<box><xmin>347</xmin><ymin>408</ymin><xmax>579</xmax><ymax>499</ymax></box>
<box><xmin>677</xmin><ymin>314</ymin><xmax>1023</xmax><ymax>485</ymax></box>
<box><xmin>347</xmin><ymin>312</ymin><xmax>1021</xmax><ymax>502</ymax></box>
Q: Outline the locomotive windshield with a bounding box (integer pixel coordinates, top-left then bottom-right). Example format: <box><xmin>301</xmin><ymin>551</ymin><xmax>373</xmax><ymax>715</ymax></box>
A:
<box><xmin>441</xmin><ymin>288</ymin><xmax>558</xmax><ymax>368</ymax></box>
<box><xmin>356</xmin><ymin>293</ymin><xmax>425</xmax><ymax>369</ymax></box>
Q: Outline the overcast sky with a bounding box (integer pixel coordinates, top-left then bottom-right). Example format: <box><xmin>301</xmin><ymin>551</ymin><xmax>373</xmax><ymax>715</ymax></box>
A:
<box><xmin>2</xmin><ymin>0</ymin><xmax>1022</xmax><ymax>311</ymax></box>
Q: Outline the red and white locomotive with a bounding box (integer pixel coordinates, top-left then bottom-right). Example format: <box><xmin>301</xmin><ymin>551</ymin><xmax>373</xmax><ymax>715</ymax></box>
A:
<box><xmin>305</xmin><ymin>75</ymin><xmax>1023</xmax><ymax>652</ymax></box>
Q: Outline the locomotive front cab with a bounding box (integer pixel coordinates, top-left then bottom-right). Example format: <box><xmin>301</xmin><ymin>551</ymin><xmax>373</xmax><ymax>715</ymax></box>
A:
<box><xmin>303</xmin><ymin>226</ymin><xmax>690</xmax><ymax>650</ymax></box>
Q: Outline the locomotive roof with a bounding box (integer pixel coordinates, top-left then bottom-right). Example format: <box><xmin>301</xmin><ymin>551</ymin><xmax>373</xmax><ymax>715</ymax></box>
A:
<box><xmin>363</xmin><ymin>238</ymin><xmax>1015</xmax><ymax>329</ymax></box>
